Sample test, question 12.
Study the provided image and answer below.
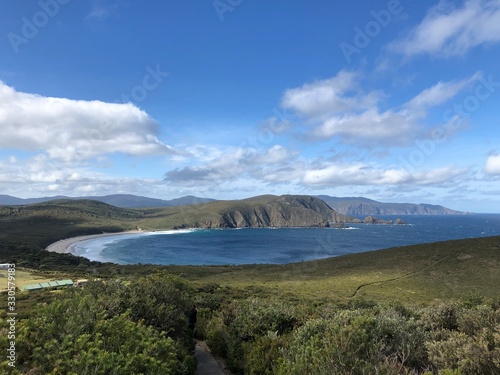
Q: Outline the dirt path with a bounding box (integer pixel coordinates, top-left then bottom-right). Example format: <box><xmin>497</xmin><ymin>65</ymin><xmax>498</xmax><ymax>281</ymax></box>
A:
<box><xmin>195</xmin><ymin>341</ymin><xmax>232</xmax><ymax>375</ymax></box>
<box><xmin>351</xmin><ymin>256</ymin><xmax>450</xmax><ymax>297</ymax></box>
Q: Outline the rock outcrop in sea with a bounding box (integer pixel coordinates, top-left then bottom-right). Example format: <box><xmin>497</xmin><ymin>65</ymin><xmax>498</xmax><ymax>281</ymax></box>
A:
<box><xmin>360</xmin><ymin>216</ymin><xmax>405</xmax><ymax>225</ymax></box>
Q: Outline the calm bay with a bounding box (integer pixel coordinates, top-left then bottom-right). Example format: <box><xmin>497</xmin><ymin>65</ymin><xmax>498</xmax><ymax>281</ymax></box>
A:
<box><xmin>71</xmin><ymin>214</ymin><xmax>500</xmax><ymax>266</ymax></box>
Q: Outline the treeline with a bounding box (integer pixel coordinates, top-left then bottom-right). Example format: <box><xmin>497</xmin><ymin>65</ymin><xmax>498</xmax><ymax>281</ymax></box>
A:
<box><xmin>197</xmin><ymin>290</ymin><xmax>500</xmax><ymax>374</ymax></box>
<box><xmin>0</xmin><ymin>242</ymin><xmax>166</xmax><ymax>276</ymax></box>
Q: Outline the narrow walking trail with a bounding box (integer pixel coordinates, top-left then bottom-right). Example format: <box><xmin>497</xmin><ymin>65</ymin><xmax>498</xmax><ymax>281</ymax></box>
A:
<box><xmin>351</xmin><ymin>256</ymin><xmax>450</xmax><ymax>297</ymax></box>
<box><xmin>195</xmin><ymin>341</ymin><xmax>231</xmax><ymax>375</ymax></box>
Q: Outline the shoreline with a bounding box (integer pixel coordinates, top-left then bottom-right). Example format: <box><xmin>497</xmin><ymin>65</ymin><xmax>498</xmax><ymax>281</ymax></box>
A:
<box><xmin>45</xmin><ymin>230</ymin><xmax>147</xmax><ymax>255</ymax></box>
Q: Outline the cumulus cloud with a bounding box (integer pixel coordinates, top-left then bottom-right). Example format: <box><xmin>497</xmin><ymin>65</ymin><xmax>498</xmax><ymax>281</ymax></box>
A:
<box><xmin>390</xmin><ymin>0</ymin><xmax>500</xmax><ymax>58</ymax></box>
<box><xmin>311</xmin><ymin>109</ymin><xmax>413</xmax><ymax>145</ymax></box>
<box><xmin>0</xmin><ymin>152</ymin><xmax>172</xmax><ymax>198</ymax></box>
<box><xmin>303</xmin><ymin>163</ymin><xmax>465</xmax><ymax>187</ymax></box>
<box><xmin>281</xmin><ymin>71</ymin><xmax>478</xmax><ymax>146</ymax></box>
<box><xmin>484</xmin><ymin>154</ymin><xmax>500</xmax><ymax>174</ymax></box>
<box><xmin>281</xmin><ymin>70</ymin><xmax>379</xmax><ymax>119</ymax></box>
<box><xmin>0</xmin><ymin>81</ymin><xmax>177</xmax><ymax>162</ymax></box>
<box><xmin>164</xmin><ymin>145</ymin><xmax>301</xmax><ymax>186</ymax></box>
<box><xmin>163</xmin><ymin>140</ymin><xmax>467</xmax><ymax>193</ymax></box>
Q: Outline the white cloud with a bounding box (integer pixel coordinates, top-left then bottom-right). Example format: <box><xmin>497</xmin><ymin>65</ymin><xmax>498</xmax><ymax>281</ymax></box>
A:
<box><xmin>311</xmin><ymin>109</ymin><xmax>413</xmax><ymax>145</ymax></box>
<box><xmin>164</xmin><ymin>145</ymin><xmax>301</xmax><ymax>186</ymax></box>
<box><xmin>303</xmin><ymin>163</ymin><xmax>465</xmax><ymax>187</ymax></box>
<box><xmin>281</xmin><ymin>71</ymin><xmax>478</xmax><ymax>146</ymax></box>
<box><xmin>255</xmin><ymin>145</ymin><xmax>296</xmax><ymax>164</ymax></box>
<box><xmin>391</xmin><ymin>0</ymin><xmax>500</xmax><ymax>58</ymax></box>
<box><xmin>0</xmin><ymin>152</ymin><xmax>173</xmax><ymax>198</ymax></box>
<box><xmin>405</xmin><ymin>73</ymin><xmax>481</xmax><ymax>112</ymax></box>
<box><xmin>0</xmin><ymin>81</ymin><xmax>177</xmax><ymax>162</ymax></box>
<box><xmin>484</xmin><ymin>154</ymin><xmax>500</xmax><ymax>174</ymax></box>
<box><xmin>281</xmin><ymin>71</ymin><xmax>379</xmax><ymax>119</ymax></box>
<box><xmin>165</xmin><ymin>141</ymin><xmax>467</xmax><ymax>191</ymax></box>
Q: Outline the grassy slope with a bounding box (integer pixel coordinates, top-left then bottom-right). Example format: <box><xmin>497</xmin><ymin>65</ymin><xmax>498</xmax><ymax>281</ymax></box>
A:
<box><xmin>164</xmin><ymin>236</ymin><xmax>500</xmax><ymax>304</ymax></box>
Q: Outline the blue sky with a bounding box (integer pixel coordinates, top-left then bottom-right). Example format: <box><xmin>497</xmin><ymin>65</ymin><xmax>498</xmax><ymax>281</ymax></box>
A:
<box><xmin>1</xmin><ymin>0</ymin><xmax>499</xmax><ymax>212</ymax></box>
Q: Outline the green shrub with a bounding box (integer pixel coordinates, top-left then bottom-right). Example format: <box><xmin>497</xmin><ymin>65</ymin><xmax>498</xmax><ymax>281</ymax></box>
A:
<box><xmin>206</xmin><ymin>314</ymin><xmax>230</xmax><ymax>358</ymax></box>
<box><xmin>420</xmin><ymin>303</ymin><xmax>461</xmax><ymax>331</ymax></box>
<box><xmin>243</xmin><ymin>332</ymin><xmax>285</xmax><ymax>375</ymax></box>
<box><xmin>425</xmin><ymin>303</ymin><xmax>500</xmax><ymax>374</ymax></box>
<box><xmin>277</xmin><ymin>311</ymin><xmax>377</xmax><ymax>374</ymax></box>
<box><xmin>14</xmin><ymin>294</ymin><xmax>189</xmax><ymax>374</ymax></box>
<box><xmin>457</xmin><ymin>304</ymin><xmax>499</xmax><ymax>336</ymax></box>
<box><xmin>228</xmin><ymin>298</ymin><xmax>299</xmax><ymax>341</ymax></box>
<box><xmin>426</xmin><ymin>330</ymin><xmax>499</xmax><ymax>374</ymax></box>
<box><xmin>371</xmin><ymin>309</ymin><xmax>429</xmax><ymax>369</ymax></box>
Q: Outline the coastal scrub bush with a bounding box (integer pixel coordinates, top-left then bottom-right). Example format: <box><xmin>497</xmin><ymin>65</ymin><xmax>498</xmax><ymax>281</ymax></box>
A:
<box><xmin>12</xmin><ymin>293</ymin><xmax>192</xmax><ymax>374</ymax></box>
<box><xmin>426</xmin><ymin>330</ymin><xmax>498</xmax><ymax>374</ymax></box>
<box><xmin>370</xmin><ymin>309</ymin><xmax>429</xmax><ymax>369</ymax></box>
<box><xmin>198</xmin><ymin>294</ymin><xmax>500</xmax><ymax>374</ymax></box>
<box><xmin>277</xmin><ymin>312</ymin><xmax>377</xmax><ymax>374</ymax></box>
<box><xmin>243</xmin><ymin>332</ymin><xmax>286</xmax><ymax>375</ymax></box>
<box><xmin>1</xmin><ymin>273</ymin><xmax>199</xmax><ymax>375</ymax></box>
<box><xmin>425</xmin><ymin>302</ymin><xmax>500</xmax><ymax>374</ymax></box>
<box><xmin>122</xmin><ymin>273</ymin><xmax>194</xmax><ymax>337</ymax></box>
<box><xmin>228</xmin><ymin>298</ymin><xmax>299</xmax><ymax>341</ymax></box>
<box><xmin>206</xmin><ymin>314</ymin><xmax>230</xmax><ymax>358</ymax></box>
<box><xmin>420</xmin><ymin>302</ymin><xmax>460</xmax><ymax>331</ymax></box>
<box><xmin>204</xmin><ymin>298</ymin><xmax>300</xmax><ymax>373</ymax></box>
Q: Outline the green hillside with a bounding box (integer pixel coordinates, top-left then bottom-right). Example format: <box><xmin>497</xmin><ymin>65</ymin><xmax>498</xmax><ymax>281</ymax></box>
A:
<box><xmin>167</xmin><ymin>235</ymin><xmax>500</xmax><ymax>303</ymax></box>
<box><xmin>0</xmin><ymin>199</ymin><xmax>144</xmax><ymax>247</ymax></box>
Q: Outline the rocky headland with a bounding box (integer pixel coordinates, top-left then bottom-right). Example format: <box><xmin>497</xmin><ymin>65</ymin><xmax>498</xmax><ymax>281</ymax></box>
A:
<box><xmin>177</xmin><ymin>195</ymin><xmax>352</xmax><ymax>229</ymax></box>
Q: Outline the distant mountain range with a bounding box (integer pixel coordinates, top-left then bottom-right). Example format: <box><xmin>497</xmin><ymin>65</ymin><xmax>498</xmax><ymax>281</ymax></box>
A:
<box><xmin>316</xmin><ymin>196</ymin><xmax>468</xmax><ymax>215</ymax></box>
<box><xmin>0</xmin><ymin>193</ymin><xmax>468</xmax><ymax>215</ymax></box>
<box><xmin>0</xmin><ymin>194</ymin><xmax>215</xmax><ymax>208</ymax></box>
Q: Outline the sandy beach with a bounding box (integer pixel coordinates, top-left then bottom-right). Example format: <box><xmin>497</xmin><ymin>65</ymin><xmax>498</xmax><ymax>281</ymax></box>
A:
<box><xmin>46</xmin><ymin>230</ymin><xmax>146</xmax><ymax>255</ymax></box>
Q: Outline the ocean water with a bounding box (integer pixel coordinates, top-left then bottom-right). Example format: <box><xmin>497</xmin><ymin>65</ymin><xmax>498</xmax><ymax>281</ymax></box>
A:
<box><xmin>71</xmin><ymin>214</ymin><xmax>500</xmax><ymax>266</ymax></box>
